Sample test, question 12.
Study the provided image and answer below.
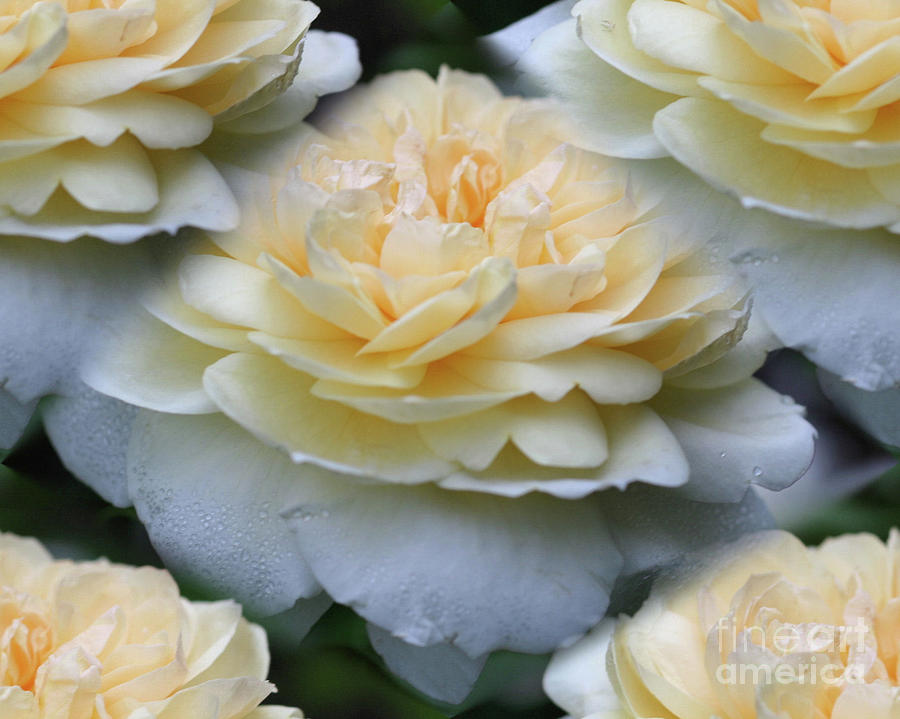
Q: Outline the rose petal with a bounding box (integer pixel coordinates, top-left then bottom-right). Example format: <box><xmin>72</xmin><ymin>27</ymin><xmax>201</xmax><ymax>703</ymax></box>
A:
<box><xmin>653</xmin><ymin>97</ymin><xmax>900</xmax><ymax>229</ymax></box>
<box><xmin>367</xmin><ymin>624</ymin><xmax>487</xmax><ymax>704</ymax></box>
<box><xmin>651</xmin><ymin>378</ymin><xmax>816</xmax><ymax>502</ymax></box>
<box><xmin>127</xmin><ymin>410</ymin><xmax>322</xmax><ymax>614</ymax></box>
<box><xmin>282</xmin><ymin>477</ymin><xmax>624</xmax><ymax>656</ymax></box>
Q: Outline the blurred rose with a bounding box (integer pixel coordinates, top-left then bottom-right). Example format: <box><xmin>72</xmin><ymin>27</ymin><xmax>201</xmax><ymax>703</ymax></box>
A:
<box><xmin>60</xmin><ymin>68</ymin><xmax>814</xmax><ymax>702</ymax></box>
<box><xmin>0</xmin><ymin>532</ymin><xmax>301</xmax><ymax>719</ymax></box>
<box><xmin>546</xmin><ymin>529</ymin><xmax>900</xmax><ymax>719</ymax></box>
<box><xmin>0</xmin><ymin>0</ymin><xmax>324</xmax><ymax>242</ymax></box>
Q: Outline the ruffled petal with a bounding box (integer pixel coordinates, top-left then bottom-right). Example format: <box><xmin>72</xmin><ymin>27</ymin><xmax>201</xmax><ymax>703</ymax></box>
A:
<box><xmin>216</xmin><ymin>30</ymin><xmax>360</xmax><ymax>134</ymax></box>
<box><xmin>437</xmin><ymin>403</ymin><xmax>689</xmax><ymax>499</ymax></box>
<box><xmin>629</xmin><ymin>0</ymin><xmax>798</xmax><ymax>84</ymax></box>
<box><xmin>83</xmin><ymin>310</ymin><xmax>225</xmax><ymax>414</ymax></box>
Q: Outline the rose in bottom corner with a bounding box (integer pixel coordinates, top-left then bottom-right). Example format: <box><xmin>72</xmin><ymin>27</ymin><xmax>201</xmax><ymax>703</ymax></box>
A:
<box><xmin>54</xmin><ymin>67</ymin><xmax>817</xmax><ymax>701</ymax></box>
<box><xmin>545</xmin><ymin>529</ymin><xmax>900</xmax><ymax>719</ymax></box>
<box><xmin>0</xmin><ymin>532</ymin><xmax>302</xmax><ymax>719</ymax></box>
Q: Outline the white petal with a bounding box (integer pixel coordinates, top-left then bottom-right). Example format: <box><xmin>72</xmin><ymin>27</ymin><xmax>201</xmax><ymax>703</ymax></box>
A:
<box><xmin>0</xmin><ymin>388</ymin><xmax>34</xmax><ymax>451</ymax></box>
<box><xmin>544</xmin><ymin>619</ymin><xmax>624</xmax><ymax>718</ymax></box>
<box><xmin>216</xmin><ymin>30</ymin><xmax>361</xmax><ymax>134</ymax></box>
<box><xmin>667</xmin><ymin>306</ymin><xmax>781</xmax><ymax>390</ymax></box>
<box><xmin>245</xmin><ymin>708</ymin><xmax>303</xmax><ymax>719</ymax></box>
<box><xmin>0</xmin><ymin>236</ymin><xmax>156</xmax><ymax>404</ymax></box>
<box><xmin>283</xmin><ymin>480</ymin><xmax>624</xmax><ymax>656</ymax></box>
<box><xmin>482</xmin><ymin>0</ymin><xmax>576</xmax><ymax>66</ymax></box>
<box><xmin>367</xmin><ymin>624</ymin><xmax>486</xmax><ymax>704</ymax></box>
<box><xmin>127</xmin><ymin>410</ymin><xmax>322</xmax><ymax>615</ymax></box>
<box><xmin>518</xmin><ymin>18</ymin><xmax>673</xmax><ymax>158</ymax></box>
<box><xmin>755</xmin><ymin>352</ymin><xmax>897</xmax><ymax>528</ymax></box>
<box><xmin>651</xmin><ymin>378</ymin><xmax>816</xmax><ymax>502</ymax></box>
<box><xmin>0</xmin><ymin>150</ymin><xmax>239</xmax><ymax>243</ymax></box>
<box><xmin>599</xmin><ymin>484</ymin><xmax>774</xmax><ymax>579</ymax></box>
<box><xmin>653</xmin><ymin>97</ymin><xmax>900</xmax><ymax>230</ymax></box>
<box><xmin>43</xmin><ymin>383</ymin><xmax>137</xmax><ymax>507</ymax></box>
<box><xmin>730</xmin><ymin>217</ymin><xmax>900</xmax><ymax>391</ymax></box>
<box><xmin>819</xmin><ymin>369</ymin><xmax>900</xmax><ymax>449</ymax></box>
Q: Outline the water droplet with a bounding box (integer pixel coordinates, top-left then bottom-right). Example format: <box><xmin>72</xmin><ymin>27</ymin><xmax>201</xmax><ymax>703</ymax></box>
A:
<box><xmin>599</xmin><ymin>19</ymin><xmax>616</xmax><ymax>30</ymax></box>
<box><xmin>720</xmin><ymin>450</ymin><xmax>728</xmax><ymax>458</ymax></box>
<box><xmin>752</xmin><ymin>466</ymin><xmax>764</xmax><ymax>477</ymax></box>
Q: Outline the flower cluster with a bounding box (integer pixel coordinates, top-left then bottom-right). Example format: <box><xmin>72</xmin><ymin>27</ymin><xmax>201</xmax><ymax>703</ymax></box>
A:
<box><xmin>0</xmin><ymin>0</ymin><xmax>894</xmax><ymax>710</ymax></box>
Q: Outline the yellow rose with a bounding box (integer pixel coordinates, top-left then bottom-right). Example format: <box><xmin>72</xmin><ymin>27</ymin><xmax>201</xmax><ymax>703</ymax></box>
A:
<box><xmin>0</xmin><ymin>0</ymin><xmax>321</xmax><ymax>242</ymax></box>
<box><xmin>545</xmin><ymin>529</ymin><xmax>900</xmax><ymax>719</ymax></box>
<box><xmin>66</xmin><ymin>68</ymin><xmax>814</xmax><ymax>698</ymax></box>
<box><xmin>0</xmin><ymin>532</ymin><xmax>302</xmax><ymax>719</ymax></box>
<box><xmin>520</xmin><ymin>0</ymin><xmax>900</xmax><ymax>233</ymax></box>
<box><xmin>87</xmin><ymin>67</ymin><xmax>814</xmax><ymax>501</ymax></box>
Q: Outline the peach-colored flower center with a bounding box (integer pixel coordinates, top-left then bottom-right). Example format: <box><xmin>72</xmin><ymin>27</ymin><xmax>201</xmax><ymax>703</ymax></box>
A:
<box><xmin>0</xmin><ymin>588</ymin><xmax>53</xmax><ymax>691</ymax></box>
<box><xmin>683</xmin><ymin>0</ymin><xmax>900</xmax><ymax>67</ymax></box>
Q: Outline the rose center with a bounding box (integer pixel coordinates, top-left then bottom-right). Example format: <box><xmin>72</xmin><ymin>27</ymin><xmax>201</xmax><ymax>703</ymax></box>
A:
<box><xmin>424</xmin><ymin>128</ymin><xmax>503</xmax><ymax>227</ymax></box>
<box><xmin>0</xmin><ymin>587</ymin><xmax>53</xmax><ymax>691</ymax></box>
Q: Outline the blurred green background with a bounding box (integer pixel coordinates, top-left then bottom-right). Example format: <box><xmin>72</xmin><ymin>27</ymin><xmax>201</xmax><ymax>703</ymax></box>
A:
<box><xmin>2</xmin><ymin>1</ymin><xmax>898</xmax><ymax>717</ymax></box>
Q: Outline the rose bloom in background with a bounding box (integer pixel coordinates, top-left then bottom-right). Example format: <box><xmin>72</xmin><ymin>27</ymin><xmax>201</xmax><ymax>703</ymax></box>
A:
<box><xmin>0</xmin><ymin>532</ymin><xmax>302</xmax><ymax>719</ymax></box>
<box><xmin>0</xmin><ymin>0</ymin><xmax>319</xmax><ymax>242</ymax></box>
<box><xmin>49</xmin><ymin>67</ymin><xmax>818</xmax><ymax>701</ymax></box>
<box><xmin>504</xmin><ymin>0</ymin><xmax>900</xmax><ymax>457</ymax></box>
<box><xmin>545</xmin><ymin>528</ymin><xmax>900</xmax><ymax>719</ymax></box>
<box><xmin>0</xmin><ymin>3</ymin><xmax>361</xmax><ymax>453</ymax></box>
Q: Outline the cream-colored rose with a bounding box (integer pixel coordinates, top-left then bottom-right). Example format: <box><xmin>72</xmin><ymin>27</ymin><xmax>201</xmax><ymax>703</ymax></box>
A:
<box><xmin>0</xmin><ymin>0</ymin><xmax>320</xmax><ymax>242</ymax></box>
<box><xmin>545</xmin><ymin>528</ymin><xmax>900</xmax><ymax>719</ymax></box>
<box><xmin>0</xmin><ymin>532</ymin><xmax>301</xmax><ymax>719</ymax></box>
<box><xmin>87</xmin><ymin>66</ymin><xmax>815</xmax><ymax>502</ymax></box>
<box><xmin>521</xmin><ymin>0</ymin><xmax>900</xmax><ymax>232</ymax></box>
